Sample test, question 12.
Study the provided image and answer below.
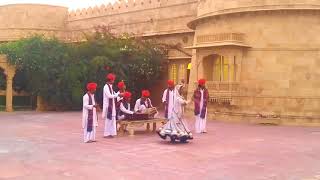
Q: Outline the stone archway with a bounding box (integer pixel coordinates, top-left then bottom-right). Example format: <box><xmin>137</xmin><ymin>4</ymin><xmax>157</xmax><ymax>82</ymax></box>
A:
<box><xmin>0</xmin><ymin>55</ymin><xmax>16</xmax><ymax>112</ymax></box>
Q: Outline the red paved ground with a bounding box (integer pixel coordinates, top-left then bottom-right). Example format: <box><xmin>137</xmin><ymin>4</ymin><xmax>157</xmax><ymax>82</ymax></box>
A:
<box><xmin>1</xmin><ymin>111</ymin><xmax>320</xmax><ymax>180</ymax></box>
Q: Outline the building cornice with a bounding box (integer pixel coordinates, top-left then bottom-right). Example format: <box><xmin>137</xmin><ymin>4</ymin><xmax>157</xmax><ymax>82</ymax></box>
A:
<box><xmin>188</xmin><ymin>4</ymin><xmax>320</xmax><ymax>29</ymax></box>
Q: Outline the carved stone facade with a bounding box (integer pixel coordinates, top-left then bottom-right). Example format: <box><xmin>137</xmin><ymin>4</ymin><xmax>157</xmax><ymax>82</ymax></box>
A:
<box><xmin>0</xmin><ymin>1</ymin><xmax>319</xmax><ymax>126</ymax></box>
<box><xmin>187</xmin><ymin>0</ymin><xmax>320</xmax><ymax>126</ymax></box>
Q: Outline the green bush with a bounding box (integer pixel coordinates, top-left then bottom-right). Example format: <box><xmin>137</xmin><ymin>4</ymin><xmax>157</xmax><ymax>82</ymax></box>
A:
<box><xmin>0</xmin><ymin>27</ymin><xmax>167</xmax><ymax>110</ymax></box>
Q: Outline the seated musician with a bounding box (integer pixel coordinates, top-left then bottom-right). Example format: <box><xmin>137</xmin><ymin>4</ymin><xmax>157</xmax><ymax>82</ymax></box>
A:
<box><xmin>134</xmin><ymin>90</ymin><xmax>158</xmax><ymax>118</ymax></box>
<box><xmin>118</xmin><ymin>91</ymin><xmax>134</xmax><ymax>120</ymax></box>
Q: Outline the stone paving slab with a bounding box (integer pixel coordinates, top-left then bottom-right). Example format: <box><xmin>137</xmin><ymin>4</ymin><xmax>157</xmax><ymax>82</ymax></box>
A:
<box><xmin>0</xmin><ymin>111</ymin><xmax>320</xmax><ymax>180</ymax></box>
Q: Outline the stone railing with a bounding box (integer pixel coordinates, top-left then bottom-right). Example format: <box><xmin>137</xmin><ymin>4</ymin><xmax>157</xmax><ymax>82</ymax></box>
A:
<box><xmin>194</xmin><ymin>81</ymin><xmax>240</xmax><ymax>104</ymax></box>
<box><xmin>196</xmin><ymin>33</ymin><xmax>245</xmax><ymax>44</ymax></box>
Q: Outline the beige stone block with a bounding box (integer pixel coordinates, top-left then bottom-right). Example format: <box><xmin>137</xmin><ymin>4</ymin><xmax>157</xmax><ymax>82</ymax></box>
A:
<box><xmin>291</xmin><ymin>65</ymin><xmax>310</xmax><ymax>73</ymax></box>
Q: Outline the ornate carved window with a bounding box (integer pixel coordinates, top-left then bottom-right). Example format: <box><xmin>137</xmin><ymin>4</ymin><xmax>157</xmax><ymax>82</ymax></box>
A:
<box><xmin>204</xmin><ymin>54</ymin><xmax>237</xmax><ymax>82</ymax></box>
<box><xmin>169</xmin><ymin>61</ymin><xmax>190</xmax><ymax>84</ymax></box>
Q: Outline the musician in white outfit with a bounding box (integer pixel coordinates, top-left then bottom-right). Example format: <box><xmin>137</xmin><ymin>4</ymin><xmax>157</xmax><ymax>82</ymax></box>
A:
<box><xmin>102</xmin><ymin>73</ymin><xmax>123</xmax><ymax>138</ymax></box>
<box><xmin>82</xmin><ymin>82</ymin><xmax>98</xmax><ymax>143</ymax></box>
<box><xmin>162</xmin><ymin>80</ymin><xmax>175</xmax><ymax>120</ymax></box>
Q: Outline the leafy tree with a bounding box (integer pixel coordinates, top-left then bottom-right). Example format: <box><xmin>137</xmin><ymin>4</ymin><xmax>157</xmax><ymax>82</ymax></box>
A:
<box><xmin>0</xmin><ymin>27</ymin><xmax>168</xmax><ymax>110</ymax></box>
<box><xmin>73</xmin><ymin>26</ymin><xmax>167</xmax><ymax>103</ymax></box>
<box><xmin>0</xmin><ymin>36</ymin><xmax>78</xmax><ymax>109</ymax></box>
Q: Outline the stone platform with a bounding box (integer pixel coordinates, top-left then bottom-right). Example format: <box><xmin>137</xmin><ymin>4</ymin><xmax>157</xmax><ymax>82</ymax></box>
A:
<box><xmin>0</xmin><ymin>111</ymin><xmax>320</xmax><ymax>180</ymax></box>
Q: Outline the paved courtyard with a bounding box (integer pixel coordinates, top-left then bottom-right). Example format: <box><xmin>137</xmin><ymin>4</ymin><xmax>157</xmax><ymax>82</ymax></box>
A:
<box><xmin>0</xmin><ymin>112</ymin><xmax>320</xmax><ymax>180</ymax></box>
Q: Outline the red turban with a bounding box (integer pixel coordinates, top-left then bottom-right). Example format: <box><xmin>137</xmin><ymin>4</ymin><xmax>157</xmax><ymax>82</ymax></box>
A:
<box><xmin>142</xmin><ymin>90</ymin><xmax>150</xmax><ymax>97</ymax></box>
<box><xmin>118</xmin><ymin>81</ymin><xmax>125</xmax><ymax>89</ymax></box>
<box><xmin>198</xmin><ymin>79</ymin><xmax>206</xmax><ymax>86</ymax></box>
<box><xmin>106</xmin><ymin>73</ymin><xmax>116</xmax><ymax>81</ymax></box>
<box><xmin>167</xmin><ymin>80</ymin><xmax>174</xmax><ymax>87</ymax></box>
<box><xmin>123</xmin><ymin>91</ymin><xmax>132</xmax><ymax>99</ymax></box>
<box><xmin>86</xmin><ymin>82</ymin><xmax>97</xmax><ymax>91</ymax></box>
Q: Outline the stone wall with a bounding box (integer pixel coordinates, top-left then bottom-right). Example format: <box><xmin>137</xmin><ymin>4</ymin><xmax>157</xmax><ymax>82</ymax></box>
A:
<box><xmin>190</xmin><ymin>9</ymin><xmax>320</xmax><ymax>125</ymax></box>
<box><xmin>0</xmin><ymin>4</ymin><xmax>68</xmax><ymax>41</ymax></box>
<box><xmin>66</xmin><ymin>0</ymin><xmax>197</xmax><ymax>41</ymax></box>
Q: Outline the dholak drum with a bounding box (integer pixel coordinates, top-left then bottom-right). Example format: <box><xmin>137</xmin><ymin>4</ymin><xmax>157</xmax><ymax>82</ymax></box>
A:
<box><xmin>130</xmin><ymin>113</ymin><xmax>149</xmax><ymax>120</ymax></box>
<box><xmin>127</xmin><ymin>107</ymin><xmax>158</xmax><ymax>121</ymax></box>
<box><xmin>146</xmin><ymin>107</ymin><xmax>157</xmax><ymax>118</ymax></box>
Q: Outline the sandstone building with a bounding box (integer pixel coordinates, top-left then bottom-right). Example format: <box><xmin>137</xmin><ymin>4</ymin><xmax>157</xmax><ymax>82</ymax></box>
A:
<box><xmin>0</xmin><ymin>0</ymin><xmax>319</xmax><ymax>126</ymax></box>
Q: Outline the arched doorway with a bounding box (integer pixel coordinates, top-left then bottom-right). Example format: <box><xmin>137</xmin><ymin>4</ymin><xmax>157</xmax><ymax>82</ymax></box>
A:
<box><xmin>12</xmin><ymin>69</ymin><xmax>34</xmax><ymax>110</ymax></box>
<box><xmin>0</xmin><ymin>68</ymin><xmax>6</xmax><ymax>110</ymax></box>
<box><xmin>0</xmin><ymin>55</ymin><xmax>16</xmax><ymax>112</ymax></box>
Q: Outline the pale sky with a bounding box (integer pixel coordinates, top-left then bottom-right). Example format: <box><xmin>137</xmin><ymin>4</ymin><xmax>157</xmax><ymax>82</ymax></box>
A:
<box><xmin>0</xmin><ymin>0</ymin><xmax>116</xmax><ymax>10</ymax></box>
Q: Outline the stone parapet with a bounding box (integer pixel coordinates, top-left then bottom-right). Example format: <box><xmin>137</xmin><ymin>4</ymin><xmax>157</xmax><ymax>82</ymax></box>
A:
<box><xmin>68</xmin><ymin>0</ymin><xmax>197</xmax><ymax>21</ymax></box>
<box><xmin>66</xmin><ymin>0</ymin><xmax>197</xmax><ymax>38</ymax></box>
<box><xmin>189</xmin><ymin>0</ymin><xmax>320</xmax><ymax>29</ymax></box>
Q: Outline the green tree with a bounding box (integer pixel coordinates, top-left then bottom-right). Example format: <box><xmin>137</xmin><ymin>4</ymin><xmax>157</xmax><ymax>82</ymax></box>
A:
<box><xmin>0</xmin><ymin>36</ymin><xmax>80</xmax><ymax>109</ymax></box>
<box><xmin>73</xmin><ymin>26</ymin><xmax>167</xmax><ymax>103</ymax></box>
<box><xmin>0</xmin><ymin>28</ymin><xmax>167</xmax><ymax>110</ymax></box>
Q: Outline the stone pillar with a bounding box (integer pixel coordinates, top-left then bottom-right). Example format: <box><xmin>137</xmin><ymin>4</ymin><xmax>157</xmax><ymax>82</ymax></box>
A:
<box><xmin>228</xmin><ymin>55</ymin><xmax>233</xmax><ymax>83</ymax></box>
<box><xmin>236</xmin><ymin>54</ymin><xmax>242</xmax><ymax>83</ymax></box>
<box><xmin>5</xmin><ymin>74</ymin><xmax>13</xmax><ymax>112</ymax></box>
<box><xmin>187</xmin><ymin>49</ymin><xmax>198</xmax><ymax>101</ymax></box>
<box><xmin>36</xmin><ymin>96</ymin><xmax>45</xmax><ymax>111</ymax></box>
<box><xmin>228</xmin><ymin>54</ymin><xmax>234</xmax><ymax>92</ymax></box>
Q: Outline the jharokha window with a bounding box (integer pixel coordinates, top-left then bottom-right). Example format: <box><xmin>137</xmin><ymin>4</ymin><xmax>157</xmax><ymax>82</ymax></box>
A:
<box><xmin>204</xmin><ymin>55</ymin><xmax>237</xmax><ymax>82</ymax></box>
<box><xmin>169</xmin><ymin>60</ymin><xmax>191</xmax><ymax>84</ymax></box>
<box><xmin>169</xmin><ymin>63</ymin><xmax>177</xmax><ymax>83</ymax></box>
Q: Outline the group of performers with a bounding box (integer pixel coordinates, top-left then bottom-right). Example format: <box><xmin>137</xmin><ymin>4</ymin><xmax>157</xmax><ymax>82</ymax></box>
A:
<box><xmin>158</xmin><ymin>78</ymin><xmax>209</xmax><ymax>143</ymax></box>
<box><xmin>82</xmin><ymin>73</ymin><xmax>209</xmax><ymax>143</ymax></box>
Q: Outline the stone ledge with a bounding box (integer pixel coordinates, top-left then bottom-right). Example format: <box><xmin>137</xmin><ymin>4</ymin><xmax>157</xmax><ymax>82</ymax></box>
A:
<box><xmin>188</xmin><ymin>5</ymin><xmax>320</xmax><ymax>29</ymax></box>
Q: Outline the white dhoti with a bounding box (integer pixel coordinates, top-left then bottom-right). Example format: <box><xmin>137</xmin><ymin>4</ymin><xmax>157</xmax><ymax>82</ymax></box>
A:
<box><xmin>194</xmin><ymin>88</ymin><xmax>208</xmax><ymax>134</ymax></box>
<box><xmin>195</xmin><ymin>115</ymin><xmax>207</xmax><ymax>133</ymax></box>
<box><xmin>82</xmin><ymin>93</ymin><xmax>98</xmax><ymax>143</ymax></box>
<box><xmin>104</xmin><ymin>117</ymin><xmax>117</xmax><ymax>136</ymax></box>
<box><xmin>83</xmin><ymin>127</ymin><xmax>96</xmax><ymax>143</ymax></box>
<box><xmin>102</xmin><ymin>83</ymin><xmax>119</xmax><ymax>137</ymax></box>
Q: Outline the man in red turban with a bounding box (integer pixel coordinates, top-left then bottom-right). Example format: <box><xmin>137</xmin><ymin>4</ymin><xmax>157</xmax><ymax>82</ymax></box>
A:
<box><xmin>118</xmin><ymin>91</ymin><xmax>134</xmax><ymax>120</ymax></box>
<box><xmin>116</xmin><ymin>81</ymin><xmax>126</xmax><ymax>104</ymax></box>
<box><xmin>162</xmin><ymin>80</ymin><xmax>175</xmax><ymax>119</ymax></box>
<box><xmin>117</xmin><ymin>81</ymin><xmax>126</xmax><ymax>91</ymax></box>
<box><xmin>134</xmin><ymin>90</ymin><xmax>153</xmax><ymax>113</ymax></box>
<box><xmin>82</xmin><ymin>82</ymin><xmax>98</xmax><ymax>143</ymax></box>
<box><xmin>102</xmin><ymin>73</ymin><xmax>123</xmax><ymax>138</ymax></box>
<box><xmin>193</xmin><ymin>78</ymin><xmax>209</xmax><ymax>133</ymax></box>
<box><xmin>115</xmin><ymin>81</ymin><xmax>127</xmax><ymax>130</ymax></box>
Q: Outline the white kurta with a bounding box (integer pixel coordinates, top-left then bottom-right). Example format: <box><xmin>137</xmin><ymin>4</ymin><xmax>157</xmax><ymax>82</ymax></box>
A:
<box><xmin>195</xmin><ymin>89</ymin><xmax>207</xmax><ymax>133</ymax></box>
<box><xmin>118</xmin><ymin>103</ymin><xmax>134</xmax><ymax>120</ymax></box>
<box><xmin>134</xmin><ymin>98</ymin><xmax>153</xmax><ymax>113</ymax></box>
<box><xmin>82</xmin><ymin>93</ymin><xmax>98</xmax><ymax>143</ymax></box>
<box><xmin>162</xmin><ymin>89</ymin><xmax>175</xmax><ymax>119</ymax></box>
<box><xmin>158</xmin><ymin>85</ymin><xmax>192</xmax><ymax>141</ymax></box>
<box><xmin>118</xmin><ymin>102</ymin><xmax>134</xmax><ymax>120</ymax></box>
<box><xmin>102</xmin><ymin>83</ymin><xmax>119</xmax><ymax>136</ymax></box>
